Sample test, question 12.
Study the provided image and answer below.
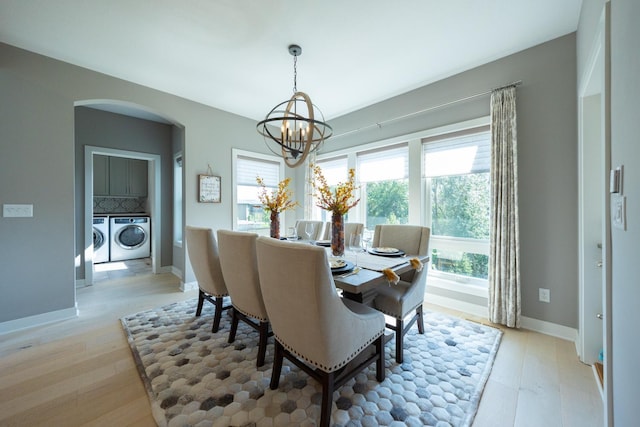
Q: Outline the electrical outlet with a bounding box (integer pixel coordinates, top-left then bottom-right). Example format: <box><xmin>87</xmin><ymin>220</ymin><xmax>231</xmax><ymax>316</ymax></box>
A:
<box><xmin>539</xmin><ymin>288</ymin><xmax>550</xmax><ymax>303</ymax></box>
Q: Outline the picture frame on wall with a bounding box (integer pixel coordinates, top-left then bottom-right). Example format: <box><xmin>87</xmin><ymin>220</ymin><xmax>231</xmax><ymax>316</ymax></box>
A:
<box><xmin>198</xmin><ymin>174</ymin><xmax>221</xmax><ymax>203</ymax></box>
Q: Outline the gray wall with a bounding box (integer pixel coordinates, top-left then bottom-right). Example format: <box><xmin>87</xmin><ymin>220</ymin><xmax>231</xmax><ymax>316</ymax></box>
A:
<box><xmin>1</xmin><ymin>34</ymin><xmax>579</xmax><ymax>331</ymax></box>
<box><xmin>74</xmin><ymin>106</ymin><xmax>175</xmax><ymax>279</ymax></box>
<box><xmin>309</xmin><ymin>34</ymin><xmax>578</xmax><ymax>328</ymax></box>
<box><xmin>0</xmin><ymin>42</ymin><xmax>272</xmax><ymax>324</ymax></box>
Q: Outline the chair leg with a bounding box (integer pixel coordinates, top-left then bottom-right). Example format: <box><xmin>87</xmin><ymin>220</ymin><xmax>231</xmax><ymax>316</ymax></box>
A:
<box><xmin>395</xmin><ymin>318</ymin><xmax>404</xmax><ymax>363</ymax></box>
<box><xmin>196</xmin><ymin>290</ymin><xmax>205</xmax><ymax>316</ymax></box>
<box><xmin>211</xmin><ymin>297</ymin><xmax>224</xmax><ymax>333</ymax></box>
<box><xmin>256</xmin><ymin>321</ymin><xmax>269</xmax><ymax>368</ymax></box>
<box><xmin>228</xmin><ymin>308</ymin><xmax>239</xmax><ymax>343</ymax></box>
<box><xmin>375</xmin><ymin>335</ymin><xmax>385</xmax><ymax>382</ymax></box>
<box><xmin>270</xmin><ymin>341</ymin><xmax>284</xmax><ymax>390</ymax></box>
<box><xmin>417</xmin><ymin>305</ymin><xmax>425</xmax><ymax>334</ymax></box>
<box><xmin>320</xmin><ymin>372</ymin><xmax>335</xmax><ymax>427</ymax></box>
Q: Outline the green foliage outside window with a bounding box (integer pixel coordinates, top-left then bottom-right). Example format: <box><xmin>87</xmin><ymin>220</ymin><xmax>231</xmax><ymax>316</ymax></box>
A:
<box><xmin>430</xmin><ymin>173</ymin><xmax>490</xmax><ymax>279</ymax></box>
<box><xmin>365</xmin><ymin>180</ymin><xmax>409</xmax><ymax>228</ymax></box>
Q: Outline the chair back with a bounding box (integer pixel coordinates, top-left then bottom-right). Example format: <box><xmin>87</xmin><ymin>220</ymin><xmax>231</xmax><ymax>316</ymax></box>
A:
<box><xmin>185</xmin><ymin>226</ymin><xmax>228</xmax><ymax>297</ymax></box>
<box><xmin>217</xmin><ymin>229</ymin><xmax>268</xmax><ymax>321</ymax></box>
<box><xmin>295</xmin><ymin>220</ymin><xmax>324</xmax><ymax>240</ymax></box>
<box><xmin>376</xmin><ymin>224</ymin><xmax>431</xmax><ymax>299</ymax></box>
<box><xmin>372</xmin><ymin>224</ymin><xmax>430</xmax><ymax>256</ymax></box>
<box><xmin>256</xmin><ymin>236</ymin><xmax>384</xmax><ymax>371</ymax></box>
<box><xmin>322</xmin><ymin>222</ymin><xmax>364</xmax><ymax>240</ymax></box>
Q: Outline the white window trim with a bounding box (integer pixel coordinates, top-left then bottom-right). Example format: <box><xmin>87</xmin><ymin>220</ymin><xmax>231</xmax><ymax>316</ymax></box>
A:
<box><xmin>314</xmin><ymin>116</ymin><xmax>490</xmax><ymax>297</ymax></box>
<box><xmin>231</xmin><ymin>149</ymin><xmax>285</xmax><ymax>231</ymax></box>
<box><xmin>173</xmin><ymin>152</ymin><xmax>183</xmax><ymax>247</ymax></box>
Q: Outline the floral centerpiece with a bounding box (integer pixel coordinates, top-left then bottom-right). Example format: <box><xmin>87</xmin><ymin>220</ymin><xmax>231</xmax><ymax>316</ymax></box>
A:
<box><xmin>310</xmin><ymin>164</ymin><xmax>360</xmax><ymax>256</ymax></box>
<box><xmin>256</xmin><ymin>176</ymin><xmax>299</xmax><ymax>239</ymax></box>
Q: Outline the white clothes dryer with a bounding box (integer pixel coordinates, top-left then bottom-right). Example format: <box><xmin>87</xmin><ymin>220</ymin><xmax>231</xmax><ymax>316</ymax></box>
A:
<box><xmin>93</xmin><ymin>216</ymin><xmax>110</xmax><ymax>263</ymax></box>
<box><xmin>110</xmin><ymin>216</ymin><xmax>151</xmax><ymax>261</ymax></box>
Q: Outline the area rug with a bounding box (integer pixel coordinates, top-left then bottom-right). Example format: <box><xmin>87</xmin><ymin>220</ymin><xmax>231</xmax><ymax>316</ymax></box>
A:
<box><xmin>121</xmin><ymin>298</ymin><xmax>502</xmax><ymax>427</ymax></box>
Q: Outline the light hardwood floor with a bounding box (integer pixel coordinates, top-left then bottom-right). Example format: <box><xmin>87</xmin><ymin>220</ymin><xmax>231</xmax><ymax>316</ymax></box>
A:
<box><xmin>0</xmin><ymin>262</ymin><xmax>603</xmax><ymax>426</ymax></box>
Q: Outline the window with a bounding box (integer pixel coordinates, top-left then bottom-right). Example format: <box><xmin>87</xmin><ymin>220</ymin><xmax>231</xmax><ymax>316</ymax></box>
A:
<box><xmin>173</xmin><ymin>153</ymin><xmax>183</xmax><ymax>246</ymax></box>
<box><xmin>423</xmin><ymin>127</ymin><xmax>491</xmax><ymax>285</ymax></box>
<box><xmin>232</xmin><ymin>150</ymin><xmax>284</xmax><ymax>235</ymax></box>
<box><xmin>357</xmin><ymin>144</ymin><xmax>409</xmax><ymax>229</ymax></box>
<box><xmin>311</xmin><ymin>156</ymin><xmax>349</xmax><ymax>222</ymax></box>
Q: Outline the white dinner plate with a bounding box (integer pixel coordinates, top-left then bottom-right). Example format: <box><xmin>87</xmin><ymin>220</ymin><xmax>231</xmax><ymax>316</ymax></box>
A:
<box><xmin>372</xmin><ymin>247</ymin><xmax>400</xmax><ymax>253</ymax></box>
<box><xmin>329</xmin><ymin>259</ymin><xmax>346</xmax><ymax>269</ymax></box>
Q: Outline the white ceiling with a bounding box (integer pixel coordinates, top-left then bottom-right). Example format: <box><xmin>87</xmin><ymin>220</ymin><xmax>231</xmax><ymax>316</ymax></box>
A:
<box><xmin>0</xmin><ymin>0</ymin><xmax>583</xmax><ymax>121</ymax></box>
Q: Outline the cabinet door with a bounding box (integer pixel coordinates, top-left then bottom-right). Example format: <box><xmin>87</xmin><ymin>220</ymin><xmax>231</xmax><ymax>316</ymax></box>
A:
<box><xmin>93</xmin><ymin>155</ymin><xmax>110</xmax><ymax>196</ymax></box>
<box><xmin>109</xmin><ymin>156</ymin><xmax>129</xmax><ymax>196</ymax></box>
<box><xmin>128</xmin><ymin>159</ymin><xmax>148</xmax><ymax>197</ymax></box>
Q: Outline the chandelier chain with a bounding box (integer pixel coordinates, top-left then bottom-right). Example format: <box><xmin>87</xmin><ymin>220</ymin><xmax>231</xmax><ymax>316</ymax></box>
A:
<box><xmin>292</xmin><ymin>54</ymin><xmax>298</xmax><ymax>93</ymax></box>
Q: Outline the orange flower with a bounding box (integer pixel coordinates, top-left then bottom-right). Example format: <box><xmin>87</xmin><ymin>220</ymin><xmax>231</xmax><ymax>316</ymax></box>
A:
<box><xmin>310</xmin><ymin>164</ymin><xmax>360</xmax><ymax>215</ymax></box>
<box><xmin>409</xmin><ymin>258</ymin><xmax>424</xmax><ymax>272</ymax></box>
<box><xmin>256</xmin><ymin>176</ymin><xmax>299</xmax><ymax>214</ymax></box>
<box><xmin>382</xmin><ymin>268</ymin><xmax>399</xmax><ymax>285</ymax></box>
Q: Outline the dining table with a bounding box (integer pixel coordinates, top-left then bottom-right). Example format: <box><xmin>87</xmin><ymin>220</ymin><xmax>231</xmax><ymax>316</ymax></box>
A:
<box><xmin>327</xmin><ymin>247</ymin><xmax>430</xmax><ymax>306</ymax></box>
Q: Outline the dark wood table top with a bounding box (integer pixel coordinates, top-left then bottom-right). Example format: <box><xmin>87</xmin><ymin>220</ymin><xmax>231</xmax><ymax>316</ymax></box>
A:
<box><xmin>332</xmin><ymin>253</ymin><xmax>430</xmax><ymax>304</ymax></box>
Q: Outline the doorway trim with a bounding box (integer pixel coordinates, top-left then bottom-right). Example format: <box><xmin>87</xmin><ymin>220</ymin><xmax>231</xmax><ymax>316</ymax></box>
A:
<box><xmin>577</xmin><ymin>3</ymin><xmax>611</xmax><ymax>423</ymax></box>
<box><xmin>83</xmin><ymin>146</ymin><xmax>162</xmax><ymax>285</ymax></box>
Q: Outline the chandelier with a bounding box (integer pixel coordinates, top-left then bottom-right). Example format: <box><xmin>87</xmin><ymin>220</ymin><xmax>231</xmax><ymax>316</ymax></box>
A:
<box><xmin>257</xmin><ymin>44</ymin><xmax>332</xmax><ymax>168</ymax></box>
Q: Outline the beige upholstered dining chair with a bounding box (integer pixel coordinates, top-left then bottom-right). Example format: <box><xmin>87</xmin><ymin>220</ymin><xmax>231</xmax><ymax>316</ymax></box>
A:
<box><xmin>372</xmin><ymin>224</ymin><xmax>431</xmax><ymax>363</ymax></box>
<box><xmin>294</xmin><ymin>220</ymin><xmax>324</xmax><ymax>240</ymax></box>
<box><xmin>185</xmin><ymin>226</ymin><xmax>232</xmax><ymax>333</ymax></box>
<box><xmin>217</xmin><ymin>229</ymin><xmax>272</xmax><ymax>367</ymax></box>
<box><xmin>255</xmin><ymin>237</ymin><xmax>385</xmax><ymax>427</ymax></box>
<box><xmin>322</xmin><ymin>221</ymin><xmax>364</xmax><ymax>240</ymax></box>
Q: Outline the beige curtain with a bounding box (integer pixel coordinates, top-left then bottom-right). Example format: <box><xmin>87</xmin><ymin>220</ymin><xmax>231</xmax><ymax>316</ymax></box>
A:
<box><xmin>488</xmin><ymin>86</ymin><xmax>521</xmax><ymax>328</ymax></box>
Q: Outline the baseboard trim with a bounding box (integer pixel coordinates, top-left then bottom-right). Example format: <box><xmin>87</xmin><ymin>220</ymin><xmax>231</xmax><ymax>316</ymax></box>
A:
<box><xmin>427</xmin><ymin>293</ymin><xmax>489</xmax><ymax>318</ymax></box>
<box><xmin>170</xmin><ymin>266</ymin><xmax>182</xmax><ymax>278</ymax></box>
<box><xmin>426</xmin><ymin>294</ymin><xmax>578</xmax><ymax>342</ymax></box>
<box><xmin>181</xmin><ymin>280</ymin><xmax>198</xmax><ymax>292</ymax></box>
<box><xmin>520</xmin><ymin>315</ymin><xmax>578</xmax><ymax>342</ymax></box>
<box><xmin>0</xmin><ymin>305</ymin><xmax>78</xmax><ymax>335</ymax></box>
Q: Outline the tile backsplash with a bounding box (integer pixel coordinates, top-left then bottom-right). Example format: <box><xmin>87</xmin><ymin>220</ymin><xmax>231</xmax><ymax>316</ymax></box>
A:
<box><xmin>94</xmin><ymin>197</ymin><xmax>147</xmax><ymax>213</ymax></box>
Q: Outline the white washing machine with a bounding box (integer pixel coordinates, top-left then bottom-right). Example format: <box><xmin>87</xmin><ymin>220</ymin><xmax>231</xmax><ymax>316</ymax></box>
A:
<box><xmin>110</xmin><ymin>216</ymin><xmax>151</xmax><ymax>261</ymax></box>
<box><xmin>93</xmin><ymin>216</ymin><xmax>110</xmax><ymax>263</ymax></box>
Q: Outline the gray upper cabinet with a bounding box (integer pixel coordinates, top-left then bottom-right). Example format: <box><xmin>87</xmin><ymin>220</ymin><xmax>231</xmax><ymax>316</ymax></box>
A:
<box><xmin>93</xmin><ymin>154</ymin><xmax>110</xmax><ymax>196</ymax></box>
<box><xmin>93</xmin><ymin>155</ymin><xmax>148</xmax><ymax>197</ymax></box>
<box><xmin>109</xmin><ymin>157</ymin><xmax>148</xmax><ymax>197</ymax></box>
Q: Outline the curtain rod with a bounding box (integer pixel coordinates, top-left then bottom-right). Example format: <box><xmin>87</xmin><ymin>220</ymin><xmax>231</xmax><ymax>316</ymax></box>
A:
<box><xmin>332</xmin><ymin>80</ymin><xmax>522</xmax><ymax>139</ymax></box>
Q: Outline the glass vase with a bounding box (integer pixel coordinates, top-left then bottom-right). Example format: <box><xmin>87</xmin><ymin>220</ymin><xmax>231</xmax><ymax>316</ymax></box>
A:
<box><xmin>331</xmin><ymin>212</ymin><xmax>344</xmax><ymax>256</ymax></box>
<box><xmin>270</xmin><ymin>211</ymin><xmax>280</xmax><ymax>239</ymax></box>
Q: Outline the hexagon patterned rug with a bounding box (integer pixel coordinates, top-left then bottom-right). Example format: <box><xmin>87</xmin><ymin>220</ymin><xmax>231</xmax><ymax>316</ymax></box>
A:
<box><xmin>121</xmin><ymin>298</ymin><xmax>502</xmax><ymax>427</ymax></box>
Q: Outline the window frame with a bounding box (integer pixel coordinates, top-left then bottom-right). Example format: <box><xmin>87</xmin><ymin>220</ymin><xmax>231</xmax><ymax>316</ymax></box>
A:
<box><xmin>313</xmin><ymin>116</ymin><xmax>490</xmax><ymax>296</ymax></box>
<box><xmin>173</xmin><ymin>152</ymin><xmax>183</xmax><ymax>247</ymax></box>
<box><xmin>232</xmin><ymin>149</ymin><xmax>286</xmax><ymax>233</ymax></box>
<box><xmin>422</xmin><ymin>125</ymin><xmax>491</xmax><ymax>287</ymax></box>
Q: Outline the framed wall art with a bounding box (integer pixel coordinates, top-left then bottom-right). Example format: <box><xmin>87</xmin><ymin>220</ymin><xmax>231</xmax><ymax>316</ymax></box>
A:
<box><xmin>198</xmin><ymin>174</ymin><xmax>221</xmax><ymax>203</ymax></box>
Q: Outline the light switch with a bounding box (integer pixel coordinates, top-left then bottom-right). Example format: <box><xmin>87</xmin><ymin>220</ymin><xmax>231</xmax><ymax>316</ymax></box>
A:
<box><xmin>3</xmin><ymin>204</ymin><xmax>33</xmax><ymax>217</ymax></box>
<box><xmin>612</xmin><ymin>196</ymin><xmax>626</xmax><ymax>230</ymax></box>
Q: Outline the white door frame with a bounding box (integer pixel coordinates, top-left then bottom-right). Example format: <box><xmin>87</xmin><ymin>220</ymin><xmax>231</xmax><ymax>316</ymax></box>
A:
<box><xmin>83</xmin><ymin>146</ymin><xmax>162</xmax><ymax>285</ymax></box>
<box><xmin>577</xmin><ymin>3</ymin><xmax>612</xmax><ymax>423</ymax></box>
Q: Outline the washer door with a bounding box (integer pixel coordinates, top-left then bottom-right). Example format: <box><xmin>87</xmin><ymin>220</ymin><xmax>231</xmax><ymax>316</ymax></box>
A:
<box><xmin>93</xmin><ymin>227</ymin><xmax>106</xmax><ymax>250</ymax></box>
<box><xmin>116</xmin><ymin>225</ymin><xmax>148</xmax><ymax>249</ymax></box>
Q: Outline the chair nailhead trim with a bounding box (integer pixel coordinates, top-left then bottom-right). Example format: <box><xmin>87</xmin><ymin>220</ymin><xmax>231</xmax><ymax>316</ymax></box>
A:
<box><xmin>235</xmin><ymin>306</ymin><xmax>268</xmax><ymax>322</ymax></box>
<box><xmin>274</xmin><ymin>330</ymin><xmax>384</xmax><ymax>373</ymax></box>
